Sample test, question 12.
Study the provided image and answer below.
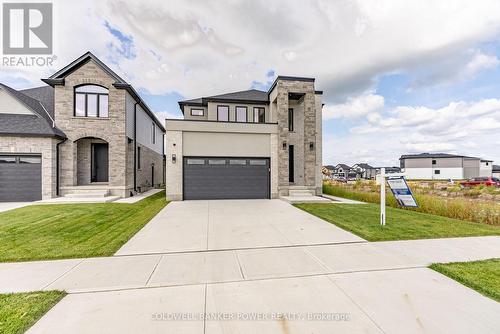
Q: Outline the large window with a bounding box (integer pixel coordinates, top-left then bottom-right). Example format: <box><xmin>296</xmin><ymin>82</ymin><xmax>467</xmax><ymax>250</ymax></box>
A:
<box><xmin>288</xmin><ymin>108</ymin><xmax>294</xmax><ymax>131</ymax></box>
<box><xmin>253</xmin><ymin>107</ymin><xmax>265</xmax><ymax>123</ymax></box>
<box><xmin>74</xmin><ymin>85</ymin><xmax>109</xmax><ymax>118</ymax></box>
<box><xmin>217</xmin><ymin>105</ymin><xmax>229</xmax><ymax>121</ymax></box>
<box><xmin>236</xmin><ymin>106</ymin><xmax>247</xmax><ymax>122</ymax></box>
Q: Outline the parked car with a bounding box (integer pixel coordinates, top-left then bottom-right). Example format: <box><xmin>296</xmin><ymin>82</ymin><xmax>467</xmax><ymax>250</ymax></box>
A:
<box><xmin>460</xmin><ymin>177</ymin><xmax>500</xmax><ymax>187</ymax></box>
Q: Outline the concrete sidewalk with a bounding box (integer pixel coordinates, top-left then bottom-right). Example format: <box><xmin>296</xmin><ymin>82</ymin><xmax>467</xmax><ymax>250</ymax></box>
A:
<box><xmin>1</xmin><ymin>236</ymin><xmax>498</xmax><ymax>294</ymax></box>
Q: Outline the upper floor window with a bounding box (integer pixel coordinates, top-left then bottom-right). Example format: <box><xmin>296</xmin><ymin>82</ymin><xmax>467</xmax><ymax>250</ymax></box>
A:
<box><xmin>432</xmin><ymin>159</ymin><xmax>436</xmax><ymax>165</ymax></box>
<box><xmin>253</xmin><ymin>107</ymin><xmax>265</xmax><ymax>123</ymax></box>
<box><xmin>217</xmin><ymin>105</ymin><xmax>229</xmax><ymax>121</ymax></box>
<box><xmin>152</xmin><ymin>123</ymin><xmax>156</xmax><ymax>144</ymax></box>
<box><xmin>190</xmin><ymin>108</ymin><xmax>204</xmax><ymax>116</ymax></box>
<box><xmin>74</xmin><ymin>85</ymin><xmax>109</xmax><ymax>118</ymax></box>
<box><xmin>236</xmin><ymin>106</ymin><xmax>247</xmax><ymax>122</ymax></box>
<box><xmin>288</xmin><ymin>108</ymin><xmax>294</xmax><ymax>131</ymax></box>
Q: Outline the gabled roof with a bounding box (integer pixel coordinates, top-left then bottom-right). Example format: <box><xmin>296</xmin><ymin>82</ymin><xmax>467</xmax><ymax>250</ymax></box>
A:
<box><xmin>42</xmin><ymin>51</ymin><xmax>165</xmax><ymax>131</ymax></box>
<box><xmin>20</xmin><ymin>86</ymin><xmax>54</xmax><ymax>118</ymax></box>
<box><xmin>353</xmin><ymin>163</ymin><xmax>374</xmax><ymax>169</ymax></box>
<box><xmin>335</xmin><ymin>163</ymin><xmax>352</xmax><ymax>170</ymax></box>
<box><xmin>0</xmin><ymin>83</ymin><xmax>65</xmax><ymax>138</ymax></box>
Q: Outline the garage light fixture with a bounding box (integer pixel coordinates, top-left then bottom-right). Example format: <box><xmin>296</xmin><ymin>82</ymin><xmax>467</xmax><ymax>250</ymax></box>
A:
<box><xmin>282</xmin><ymin>141</ymin><xmax>287</xmax><ymax>150</ymax></box>
<box><xmin>172</xmin><ymin>154</ymin><xmax>176</xmax><ymax>163</ymax></box>
<box><xmin>309</xmin><ymin>142</ymin><xmax>314</xmax><ymax>150</ymax></box>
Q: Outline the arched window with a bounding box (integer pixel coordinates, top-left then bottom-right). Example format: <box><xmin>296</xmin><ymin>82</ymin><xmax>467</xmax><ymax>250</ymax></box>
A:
<box><xmin>74</xmin><ymin>85</ymin><xmax>109</xmax><ymax>118</ymax></box>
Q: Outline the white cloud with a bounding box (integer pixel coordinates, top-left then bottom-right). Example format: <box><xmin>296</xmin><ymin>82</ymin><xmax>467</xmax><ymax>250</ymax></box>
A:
<box><xmin>323</xmin><ymin>94</ymin><xmax>384</xmax><ymax>119</ymax></box>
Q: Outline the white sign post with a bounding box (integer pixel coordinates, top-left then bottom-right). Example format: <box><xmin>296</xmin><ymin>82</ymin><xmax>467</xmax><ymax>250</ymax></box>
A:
<box><xmin>378</xmin><ymin>168</ymin><xmax>418</xmax><ymax>226</ymax></box>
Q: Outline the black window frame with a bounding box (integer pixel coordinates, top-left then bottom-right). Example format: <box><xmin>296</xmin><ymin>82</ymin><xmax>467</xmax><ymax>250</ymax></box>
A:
<box><xmin>432</xmin><ymin>159</ymin><xmax>436</xmax><ymax>165</ymax></box>
<box><xmin>253</xmin><ymin>107</ymin><xmax>265</xmax><ymax>123</ymax></box>
<box><xmin>434</xmin><ymin>169</ymin><xmax>440</xmax><ymax>175</ymax></box>
<box><xmin>217</xmin><ymin>105</ymin><xmax>230</xmax><ymax>122</ymax></box>
<box><xmin>137</xmin><ymin>146</ymin><xmax>141</xmax><ymax>170</ymax></box>
<box><xmin>73</xmin><ymin>84</ymin><xmax>109</xmax><ymax>118</ymax></box>
<box><xmin>152</xmin><ymin>123</ymin><xmax>156</xmax><ymax>144</ymax></box>
<box><xmin>288</xmin><ymin>108</ymin><xmax>294</xmax><ymax>131</ymax></box>
<box><xmin>190</xmin><ymin>108</ymin><xmax>204</xmax><ymax>116</ymax></box>
<box><xmin>235</xmin><ymin>106</ymin><xmax>247</xmax><ymax>123</ymax></box>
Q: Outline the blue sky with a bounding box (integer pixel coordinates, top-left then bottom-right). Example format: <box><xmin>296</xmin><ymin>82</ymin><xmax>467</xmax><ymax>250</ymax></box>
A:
<box><xmin>2</xmin><ymin>0</ymin><xmax>500</xmax><ymax>166</ymax></box>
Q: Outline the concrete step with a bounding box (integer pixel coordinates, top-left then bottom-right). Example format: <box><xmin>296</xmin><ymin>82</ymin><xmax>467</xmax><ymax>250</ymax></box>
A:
<box><xmin>280</xmin><ymin>196</ymin><xmax>332</xmax><ymax>204</ymax></box>
<box><xmin>64</xmin><ymin>190</ymin><xmax>110</xmax><ymax>198</ymax></box>
<box><xmin>288</xmin><ymin>189</ymin><xmax>315</xmax><ymax>197</ymax></box>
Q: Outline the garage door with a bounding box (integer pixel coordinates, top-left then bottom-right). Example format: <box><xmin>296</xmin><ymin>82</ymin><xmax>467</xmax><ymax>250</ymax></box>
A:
<box><xmin>0</xmin><ymin>155</ymin><xmax>42</xmax><ymax>202</ymax></box>
<box><xmin>183</xmin><ymin>157</ymin><xmax>270</xmax><ymax>200</ymax></box>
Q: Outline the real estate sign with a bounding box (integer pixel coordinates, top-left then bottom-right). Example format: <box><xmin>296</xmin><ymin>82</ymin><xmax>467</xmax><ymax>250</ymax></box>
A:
<box><xmin>386</xmin><ymin>177</ymin><xmax>418</xmax><ymax>207</ymax></box>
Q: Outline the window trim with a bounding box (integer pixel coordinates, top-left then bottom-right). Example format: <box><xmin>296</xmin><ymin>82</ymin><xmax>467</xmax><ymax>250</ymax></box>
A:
<box><xmin>152</xmin><ymin>123</ymin><xmax>156</xmax><ymax>144</ymax></box>
<box><xmin>137</xmin><ymin>146</ymin><xmax>141</xmax><ymax>170</ymax></box>
<box><xmin>190</xmin><ymin>108</ymin><xmax>205</xmax><ymax>116</ymax></box>
<box><xmin>253</xmin><ymin>107</ymin><xmax>265</xmax><ymax>123</ymax></box>
<box><xmin>73</xmin><ymin>84</ymin><xmax>109</xmax><ymax>118</ymax></box>
<box><xmin>235</xmin><ymin>106</ymin><xmax>247</xmax><ymax>123</ymax></box>
<box><xmin>217</xmin><ymin>105</ymin><xmax>230</xmax><ymax>122</ymax></box>
<box><xmin>288</xmin><ymin>108</ymin><xmax>294</xmax><ymax>131</ymax></box>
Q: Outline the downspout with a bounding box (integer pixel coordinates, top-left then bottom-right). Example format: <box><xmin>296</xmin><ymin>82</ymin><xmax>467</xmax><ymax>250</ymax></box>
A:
<box><xmin>134</xmin><ymin>103</ymin><xmax>138</xmax><ymax>192</ymax></box>
<box><xmin>56</xmin><ymin>137</ymin><xmax>67</xmax><ymax>196</ymax></box>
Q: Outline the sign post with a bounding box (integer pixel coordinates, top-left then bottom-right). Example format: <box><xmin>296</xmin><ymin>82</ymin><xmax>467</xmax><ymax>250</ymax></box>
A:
<box><xmin>380</xmin><ymin>168</ymin><xmax>386</xmax><ymax>226</ymax></box>
<box><xmin>378</xmin><ymin>169</ymin><xmax>418</xmax><ymax>226</ymax></box>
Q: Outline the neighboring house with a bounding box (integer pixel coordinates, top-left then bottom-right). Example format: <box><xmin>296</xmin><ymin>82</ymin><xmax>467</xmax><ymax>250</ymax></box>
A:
<box><xmin>0</xmin><ymin>52</ymin><xmax>165</xmax><ymax>202</ymax></box>
<box><xmin>352</xmin><ymin>163</ymin><xmax>377</xmax><ymax>179</ymax></box>
<box><xmin>165</xmin><ymin>76</ymin><xmax>323</xmax><ymax>200</ymax></box>
<box><xmin>332</xmin><ymin>164</ymin><xmax>357</xmax><ymax>179</ymax></box>
<box><xmin>322</xmin><ymin>165</ymin><xmax>335</xmax><ymax>180</ymax></box>
<box><xmin>400</xmin><ymin>153</ymin><xmax>492</xmax><ymax>180</ymax></box>
<box><xmin>493</xmin><ymin>165</ymin><xmax>500</xmax><ymax>178</ymax></box>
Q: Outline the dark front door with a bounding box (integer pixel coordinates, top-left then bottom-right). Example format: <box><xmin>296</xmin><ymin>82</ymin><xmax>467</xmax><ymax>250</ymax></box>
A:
<box><xmin>288</xmin><ymin>145</ymin><xmax>294</xmax><ymax>183</ymax></box>
<box><xmin>91</xmin><ymin>143</ymin><xmax>109</xmax><ymax>182</ymax></box>
<box><xmin>183</xmin><ymin>157</ymin><xmax>270</xmax><ymax>200</ymax></box>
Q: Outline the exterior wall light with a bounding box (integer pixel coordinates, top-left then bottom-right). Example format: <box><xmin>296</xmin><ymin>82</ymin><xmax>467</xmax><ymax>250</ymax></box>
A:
<box><xmin>282</xmin><ymin>141</ymin><xmax>287</xmax><ymax>150</ymax></box>
<box><xmin>172</xmin><ymin>154</ymin><xmax>176</xmax><ymax>163</ymax></box>
<box><xmin>309</xmin><ymin>142</ymin><xmax>314</xmax><ymax>150</ymax></box>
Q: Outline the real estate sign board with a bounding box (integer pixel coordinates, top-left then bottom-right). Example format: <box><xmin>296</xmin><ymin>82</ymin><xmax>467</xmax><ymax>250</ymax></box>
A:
<box><xmin>386</xmin><ymin>177</ymin><xmax>418</xmax><ymax>207</ymax></box>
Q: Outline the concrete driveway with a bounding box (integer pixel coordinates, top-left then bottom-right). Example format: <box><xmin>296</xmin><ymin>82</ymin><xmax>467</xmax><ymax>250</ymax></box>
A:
<box><xmin>115</xmin><ymin>199</ymin><xmax>364</xmax><ymax>255</ymax></box>
<box><xmin>3</xmin><ymin>199</ymin><xmax>498</xmax><ymax>333</ymax></box>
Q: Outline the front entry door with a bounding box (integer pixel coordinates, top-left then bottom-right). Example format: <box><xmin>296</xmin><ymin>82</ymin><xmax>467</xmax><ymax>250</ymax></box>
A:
<box><xmin>91</xmin><ymin>143</ymin><xmax>109</xmax><ymax>182</ymax></box>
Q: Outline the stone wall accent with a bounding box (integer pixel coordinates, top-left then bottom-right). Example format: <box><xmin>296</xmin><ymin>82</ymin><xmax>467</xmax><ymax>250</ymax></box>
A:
<box><xmin>0</xmin><ymin>136</ymin><xmax>58</xmax><ymax>199</ymax></box>
<box><xmin>136</xmin><ymin>143</ymin><xmax>164</xmax><ymax>192</ymax></box>
<box><xmin>272</xmin><ymin>79</ymin><xmax>317</xmax><ymax>196</ymax></box>
<box><xmin>165</xmin><ymin>130</ymin><xmax>183</xmax><ymax>201</ymax></box>
<box><xmin>53</xmin><ymin>60</ymin><xmax>130</xmax><ymax>196</ymax></box>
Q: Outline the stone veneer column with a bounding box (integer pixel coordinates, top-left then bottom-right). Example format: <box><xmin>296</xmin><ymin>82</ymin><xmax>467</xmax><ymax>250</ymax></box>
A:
<box><xmin>276</xmin><ymin>82</ymin><xmax>289</xmax><ymax>194</ymax></box>
<box><xmin>302</xmin><ymin>91</ymin><xmax>317</xmax><ymax>187</ymax></box>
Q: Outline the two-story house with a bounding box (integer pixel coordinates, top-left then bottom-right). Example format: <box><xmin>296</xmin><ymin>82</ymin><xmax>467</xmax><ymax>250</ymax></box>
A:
<box><xmin>400</xmin><ymin>153</ymin><xmax>493</xmax><ymax>180</ymax></box>
<box><xmin>165</xmin><ymin>77</ymin><xmax>323</xmax><ymax>200</ymax></box>
<box><xmin>0</xmin><ymin>52</ymin><xmax>165</xmax><ymax>201</ymax></box>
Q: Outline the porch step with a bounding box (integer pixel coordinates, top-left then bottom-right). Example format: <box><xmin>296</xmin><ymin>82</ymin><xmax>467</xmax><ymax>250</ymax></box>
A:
<box><xmin>288</xmin><ymin>189</ymin><xmax>315</xmax><ymax>197</ymax></box>
<box><xmin>64</xmin><ymin>189</ymin><xmax>110</xmax><ymax>198</ymax></box>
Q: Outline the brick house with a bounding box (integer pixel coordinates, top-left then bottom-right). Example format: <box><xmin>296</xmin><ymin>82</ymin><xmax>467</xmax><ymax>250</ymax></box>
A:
<box><xmin>0</xmin><ymin>52</ymin><xmax>165</xmax><ymax>201</ymax></box>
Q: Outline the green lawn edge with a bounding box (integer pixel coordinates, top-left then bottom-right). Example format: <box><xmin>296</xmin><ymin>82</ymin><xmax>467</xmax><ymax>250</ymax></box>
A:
<box><xmin>294</xmin><ymin>203</ymin><xmax>500</xmax><ymax>241</ymax></box>
<box><xmin>430</xmin><ymin>259</ymin><xmax>500</xmax><ymax>302</ymax></box>
<box><xmin>0</xmin><ymin>291</ymin><xmax>66</xmax><ymax>334</ymax></box>
<box><xmin>0</xmin><ymin>191</ymin><xmax>168</xmax><ymax>263</ymax></box>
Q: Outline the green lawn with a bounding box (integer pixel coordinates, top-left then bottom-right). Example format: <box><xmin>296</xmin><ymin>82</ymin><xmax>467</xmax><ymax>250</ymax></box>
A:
<box><xmin>295</xmin><ymin>203</ymin><xmax>500</xmax><ymax>241</ymax></box>
<box><xmin>0</xmin><ymin>291</ymin><xmax>65</xmax><ymax>334</ymax></box>
<box><xmin>430</xmin><ymin>259</ymin><xmax>500</xmax><ymax>302</ymax></box>
<box><xmin>0</xmin><ymin>191</ymin><xmax>167</xmax><ymax>262</ymax></box>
